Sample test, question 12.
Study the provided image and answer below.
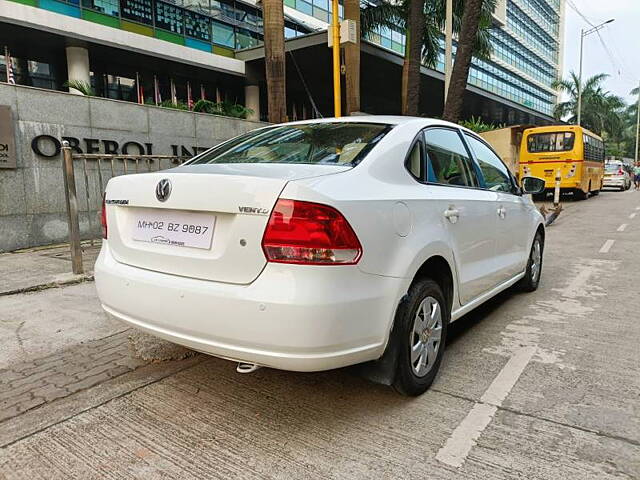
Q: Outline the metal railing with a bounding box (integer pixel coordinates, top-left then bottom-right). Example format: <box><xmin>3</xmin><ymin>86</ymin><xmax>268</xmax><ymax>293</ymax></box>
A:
<box><xmin>61</xmin><ymin>142</ymin><xmax>186</xmax><ymax>274</ymax></box>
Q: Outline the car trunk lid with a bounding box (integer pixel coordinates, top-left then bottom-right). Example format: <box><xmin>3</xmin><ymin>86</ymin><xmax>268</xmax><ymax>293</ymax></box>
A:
<box><xmin>104</xmin><ymin>164</ymin><xmax>350</xmax><ymax>284</ymax></box>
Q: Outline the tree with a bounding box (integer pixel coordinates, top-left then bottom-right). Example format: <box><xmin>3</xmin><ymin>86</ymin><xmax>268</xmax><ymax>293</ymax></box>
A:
<box><xmin>442</xmin><ymin>0</ymin><xmax>492</xmax><ymax>122</ymax></box>
<box><xmin>361</xmin><ymin>0</ymin><xmax>495</xmax><ymax>116</ymax></box>
<box><xmin>262</xmin><ymin>0</ymin><xmax>286</xmax><ymax>123</ymax></box>
<box><xmin>344</xmin><ymin>0</ymin><xmax>361</xmax><ymax>114</ymax></box>
<box><xmin>402</xmin><ymin>0</ymin><xmax>426</xmax><ymax>115</ymax></box>
<box><xmin>63</xmin><ymin>80</ymin><xmax>95</xmax><ymax>96</ymax></box>
<box><xmin>630</xmin><ymin>86</ymin><xmax>639</xmax><ymax>159</ymax></box>
<box><xmin>608</xmin><ymin>86</ymin><xmax>640</xmax><ymax>159</ymax></box>
<box><xmin>553</xmin><ymin>72</ymin><xmax>625</xmax><ymax>137</ymax></box>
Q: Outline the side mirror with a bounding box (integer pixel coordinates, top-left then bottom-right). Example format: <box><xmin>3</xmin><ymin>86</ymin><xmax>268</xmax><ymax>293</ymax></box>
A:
<box><xmin>521</xmin><ymin>176</ymin><xmax>546</xmax><ymax>195</ymax></box>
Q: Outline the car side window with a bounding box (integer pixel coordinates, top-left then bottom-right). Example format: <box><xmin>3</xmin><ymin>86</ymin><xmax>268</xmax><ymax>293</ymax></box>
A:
<box><xmin>423</xmin><ymin>128</ymin><xmax>479</xmax><ymax>187</ymax></box>
<box><xmin>406</xmin><ymin>140</ymin><xmax>423</xmax><ymax>180</ymax></box>
<box><xmin>465</xmin><ymin>134</ymin><xmax>514</xmax><ymax>193</ymax></box>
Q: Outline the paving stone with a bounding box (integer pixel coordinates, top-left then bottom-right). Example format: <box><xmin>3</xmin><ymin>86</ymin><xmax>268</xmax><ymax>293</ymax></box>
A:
<box><xmin>0</xmin><ymin>327</ymin><xmax>150</xmax><ymax>422</ymax></box>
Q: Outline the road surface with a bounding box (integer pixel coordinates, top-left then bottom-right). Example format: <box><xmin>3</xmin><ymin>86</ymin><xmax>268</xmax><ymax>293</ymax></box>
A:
<box><xmin>1</xmin><ymin>190</ymin><xmax>638</xmax><ymax>479</ymax></box>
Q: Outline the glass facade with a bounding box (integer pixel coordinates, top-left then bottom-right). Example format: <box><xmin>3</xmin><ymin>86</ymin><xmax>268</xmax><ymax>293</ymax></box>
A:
<box><xmin>6</xmin><ymin>0</ymin><xmax>561</xmax><ymax>117</ymax></box>
<box><xmin>361</xmin><ymin>0</ymin><xmax>562</xmax><ymax>117</ymax></box>
<box><xmin>21</xmin><ymin>0</ymin><xmax>312</xmax><ymax>58</ymax></box>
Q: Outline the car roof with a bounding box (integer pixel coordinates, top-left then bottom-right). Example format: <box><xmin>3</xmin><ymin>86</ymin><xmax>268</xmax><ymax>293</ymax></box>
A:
<box><xmin>274</xmin><ymin>115</ymin><xmax>468</xmax><ymax>131</ymax></box>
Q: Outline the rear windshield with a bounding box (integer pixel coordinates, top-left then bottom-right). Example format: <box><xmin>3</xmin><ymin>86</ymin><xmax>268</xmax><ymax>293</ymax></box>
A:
<box><xmin>527</xmin><ymin>132</ymin><xmax>575</xmax><ymax>153</ymax></box>
<box><xmin>188</xmin><ymin>123</ymin><xmax>391</xmax><ymax>167</ymax></box>
<box><xmin>605</xmin><ymin>164</ymin><xmax>623</xmax><ymax>173</ymax></box>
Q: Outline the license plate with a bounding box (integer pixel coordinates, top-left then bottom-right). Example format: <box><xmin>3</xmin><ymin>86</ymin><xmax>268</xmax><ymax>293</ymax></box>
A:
<box><xmin>131</xmin><ymin>209</ymin><xmax>216</xmax><ymax>250</ymax></box>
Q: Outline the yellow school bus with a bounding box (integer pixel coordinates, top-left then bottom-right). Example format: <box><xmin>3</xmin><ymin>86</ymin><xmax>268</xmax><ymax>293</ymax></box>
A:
<box><xmin>519</xmin><ymin>125</ymin><xmax>605</xmax><ymax>199</ymax></box>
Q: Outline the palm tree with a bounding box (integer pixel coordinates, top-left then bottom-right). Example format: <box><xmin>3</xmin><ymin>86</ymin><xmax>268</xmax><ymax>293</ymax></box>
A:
<box><xmin>344</xmin><ymin>0</ymin><xmax>361</xmax><ymax>114</ymax></box>
<box><xmin>361</xmin><ymin>0</ymin><xmax>495</xmax><ymax>116</ymax></box>
<box><xmin>262</xmin><ymin>0</ymin><xmax>286</xmax><ymax>123</ymax></box>
<box><xmin>402</xmin><ymin>0</ymin><xmax>426</xmax><ymax>115</ymax></box>
<box><xmin>63</xmin><ymin>79</ymin><xmax>95</xmax><ymax>96</ymax></box>
<box><xmin>553</xmin><ymin>72</ymin><xmax>625</xmax><ymax>136</ymax></box>
<box><xmin>624</xmin><ymin>86</ymin><xmax>639</xmax><ymax>159</ymax></box>
<box><xmin>442</xmin><ymin>0</ymin><xmax>495</xmax><ymax>122</ymax></box>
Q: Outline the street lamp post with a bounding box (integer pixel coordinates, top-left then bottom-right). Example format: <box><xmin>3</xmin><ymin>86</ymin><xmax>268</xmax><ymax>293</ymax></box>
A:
<box><xmin>577</xmin><ymin>19</ymin><xmax>614</xmax><ymax>126</ymax></box>
<box><xmin>331</xmin><ymin>0</ymin><xmax>341</xmax><ymax>117</ymax></box>
<box><xmin>635</xmin><ymin>80</ymin><xmax>640</xmax><ymax>164</ymax></box>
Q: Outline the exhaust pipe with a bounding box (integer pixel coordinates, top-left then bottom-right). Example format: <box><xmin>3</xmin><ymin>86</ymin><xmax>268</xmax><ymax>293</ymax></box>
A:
<box><xmin>236</xmin><ymin>362</ymin><xmax>261</xmax><ymax>374</ymax></box>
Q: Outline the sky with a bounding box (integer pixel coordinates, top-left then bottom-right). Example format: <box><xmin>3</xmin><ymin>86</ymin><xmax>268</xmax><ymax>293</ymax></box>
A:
<box><xmin>562</xmin><ymin>0</ymin><xmax>640</xmax><ymax>104</ymax></box>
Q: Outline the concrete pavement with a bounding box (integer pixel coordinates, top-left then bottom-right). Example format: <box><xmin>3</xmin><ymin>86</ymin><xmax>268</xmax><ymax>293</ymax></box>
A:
<box><xmin>0</xmin><ymin>190</ymin><xmax>639</xmax><ymax>479</ymax></box>
<box><xmin>0</xmin><ymin>243</ymin><xmax>100</xmax><ymax>296</ymax></box>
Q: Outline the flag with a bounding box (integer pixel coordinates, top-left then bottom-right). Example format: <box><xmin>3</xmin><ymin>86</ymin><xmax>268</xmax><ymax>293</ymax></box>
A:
<box><xmin>153</xmin><ymin>75</ymin><xmax>162</xmax><ymax>105</ymax></box>
<box><xmin>200</xmin><ymin>84</ymin><xmax>206</xmax><ymax>101</ymax></box>
<box><xmin>4</xmin><ymin>47</ymin><xmax>15</xmax><ymax>85</ymax></box>
<box><xmin>135</xmin><ymin>72</ymin><xmax>143</xmax><ymax>104</ymax></box>
<box><xmin>187</xmin><ymin>81</ymin><xmax>193</xmax><ymax>110</ymax></box>
<box><xmin>170</xmin><ymin>78</ymin><xmax>177</xmax><ymax>105</ymax></box>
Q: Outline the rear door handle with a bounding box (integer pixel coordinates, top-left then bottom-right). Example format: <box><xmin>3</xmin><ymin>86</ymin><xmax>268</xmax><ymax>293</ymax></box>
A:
<box><xmin>444</xmin><ymin>207</ymin><xmax>460</xmax><ymax>224</ymax></box>
<box><xmin>497</xmin><ymin>206</ymin><xmax>506</xmax><ymax>219</ymax></box>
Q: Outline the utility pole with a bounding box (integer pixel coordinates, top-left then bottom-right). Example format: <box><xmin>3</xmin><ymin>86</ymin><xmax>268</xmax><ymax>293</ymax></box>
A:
<box><xmin>577</xmin><ymin>28</ymin><xmax>584</xmax><ymax>126</ymax></box>
<box><xmin>577</xmin><ymin>19</ymin><xmax>614</xmax><ymax>126</ymax></box>
<box><xmin>635</xmin><ymin>79</ymin><xmax>640</xmax><ymax>164</ymax></box>
<box><xmin>444</xmin><ymin>0</ymin><xmax>452</xmax><ymax>108</ymax></box>
<box><xmin>331</xmin><ymin>0</ymin><xmax>341</xmax><ymax>117</ymax></box>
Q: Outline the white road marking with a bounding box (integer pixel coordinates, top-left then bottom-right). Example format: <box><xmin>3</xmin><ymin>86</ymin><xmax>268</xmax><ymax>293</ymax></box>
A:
<box><xmin>562</xmin><ymin>265</ymin><xmax>596</xmax><ymax>298</ymax></box>
<box><xmin>636</xmin><ymin>207</ymin><xmax>640</xmax><ymax>210</ymax></box>
<box><xmin>617</xmin><ymin>224</ymin><xmax>628</xmax><ymax>232</ymax></box>
<box><xmin>436</xmin><ymin>347</ymin><xmax>536</xmax><ymax>468</ymax></box>
<box><xmin>629</xmin><ymin>213</ymin><xmax>636</xmax><ymax>219</ymax></box>
<box><xmin>438</xmin><ymin>261</ymin><xmax>614</xmax><ymax>469</ymax></box>
<box><xmin>599</xmin><ymin>239</ymin><xmax>615</xmax><ymax>253</ymax></box>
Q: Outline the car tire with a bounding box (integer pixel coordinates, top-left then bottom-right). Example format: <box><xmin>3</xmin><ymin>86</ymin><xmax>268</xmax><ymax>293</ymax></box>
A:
<box><xmin>393</xmin><ymin>278</ymin><xmax>448</xmax><ymax>396</ymax></box>
<box><xmin>517</xmin><ymin>231</ymin><xmax>544</xmax><ymax>292</ymax></box>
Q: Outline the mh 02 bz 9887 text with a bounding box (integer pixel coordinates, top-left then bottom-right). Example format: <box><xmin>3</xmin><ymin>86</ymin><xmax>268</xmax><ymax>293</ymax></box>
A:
<box><xmin>137</xmin><ymin>220</ymin><xmax>209</xmax><ymax>235</ymax></box>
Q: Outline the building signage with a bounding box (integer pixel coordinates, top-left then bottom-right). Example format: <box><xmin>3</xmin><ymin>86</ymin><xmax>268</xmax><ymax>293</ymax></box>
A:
<box><xmin>30</xmin><ymin>135</ymin><xmax>211</xmax><ymax>159</ymax></box>
<box><xmin>0</xmin><ymin>106</ymin><xmax>17</xmax><ymax>169</ymax></box>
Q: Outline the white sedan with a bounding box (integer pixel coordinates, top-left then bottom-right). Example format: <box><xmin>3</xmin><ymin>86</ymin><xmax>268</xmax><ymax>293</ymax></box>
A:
<box><xmin>95</xmin><ymin>116</ymin><xmax>546</xmax><ymax>396</ymax></box>
<box><xmin>603</xmin><ymin>162</ymin><xmax>631</xmax><ymax>191</ymax></box>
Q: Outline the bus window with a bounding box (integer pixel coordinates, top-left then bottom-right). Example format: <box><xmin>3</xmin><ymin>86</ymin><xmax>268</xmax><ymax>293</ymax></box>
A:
<box><xmin>527</xmin><ymin>132</ymin><xmax>575</xmax><ymax>153</ymax></box>
<box><xmin>583</xmin><ymin>134</ymin><xmax>605</xmax><ymax>162</ymax></box>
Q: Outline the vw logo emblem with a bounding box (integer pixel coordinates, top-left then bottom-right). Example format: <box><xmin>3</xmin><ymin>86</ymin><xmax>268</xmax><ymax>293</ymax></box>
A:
<box><xmin>155</xmin><ymin>179</ymin><xmax>172</xmax><ymax>202</ymax></box>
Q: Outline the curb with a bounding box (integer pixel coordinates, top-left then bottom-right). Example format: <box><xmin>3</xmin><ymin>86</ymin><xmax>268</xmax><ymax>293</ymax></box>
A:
<box><xmin>0</xmin><ymin>273</ymin><xmax>95</xmax><ymax>297</ymax></box>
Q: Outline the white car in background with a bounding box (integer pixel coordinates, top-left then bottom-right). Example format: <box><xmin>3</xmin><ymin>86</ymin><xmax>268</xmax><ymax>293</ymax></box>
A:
<box><xmin>95</xmin><ymin>117</ymin><xmax>546</xmax><ymax>396</ymax></box>
<box><xmin>603</xmin><ymin>162</ymin><xmax>631</xmax><ymax>191</ymax></box>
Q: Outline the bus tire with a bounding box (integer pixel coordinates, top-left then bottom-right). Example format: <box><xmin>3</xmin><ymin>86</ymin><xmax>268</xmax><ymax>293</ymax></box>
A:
<box><xmin>575</xmin><ymin>188</ymin><xmax>588</xmax><ymax>200</ymax></box>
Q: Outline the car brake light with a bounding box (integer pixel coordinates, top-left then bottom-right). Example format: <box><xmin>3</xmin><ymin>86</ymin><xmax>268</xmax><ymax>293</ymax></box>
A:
<box><xmin>262</xmin><ymin>199</ymin><xmax>362</xmax><ymax>265</ymax></box>
<box><xmin>101</xmin><ymin>195</ymin><xmax>107</xmax><ymax>239</ymax></box>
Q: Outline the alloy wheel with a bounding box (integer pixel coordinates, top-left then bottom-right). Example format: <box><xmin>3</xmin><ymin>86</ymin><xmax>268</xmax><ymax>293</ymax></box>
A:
<box><xmin>531</xmin><ymin>239</ymin><xmax>542</xmax><ymax>283</ymax></box>
<box><xmin>410</xmin><ymin>296</ymin><xmax>443</xmax><ymax>377</ymax></box>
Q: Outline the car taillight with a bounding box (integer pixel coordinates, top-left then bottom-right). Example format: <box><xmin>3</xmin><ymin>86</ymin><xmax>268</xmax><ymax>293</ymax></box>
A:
<box><xmin>262</xmin><ymin>199</ymin><xmax>362</xmax><ymax>265</ymax></box>
<box><xmin>101</xmin><ymin>195</ymin><xmax>107</xmax><ymax>239</ymax></box>
<box><xmin>618</xmin><ymin>169</ymin><xmax>624</xmax><ymax>176</ymax></box>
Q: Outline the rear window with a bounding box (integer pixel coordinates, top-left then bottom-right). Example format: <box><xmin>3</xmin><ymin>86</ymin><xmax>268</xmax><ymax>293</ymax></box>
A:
<box><xmin>605</xmin><ymin>164</ymin><xmax>622</xmax><ymax>173</ymax></box>
<box><xmin>188</xmin><ymin>123</ymin><xmax>391</xmax><ymax>167</ymax></box>
<box><xmin>527</xmin><ymin>132</ymin><xmax>575</xmax><ymax>153</ymax></box>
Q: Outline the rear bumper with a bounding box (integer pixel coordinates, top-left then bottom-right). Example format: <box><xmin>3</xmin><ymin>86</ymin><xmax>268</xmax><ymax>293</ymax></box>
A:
<box><xmin>94</xmin><ymin>243</ymin><xmax>406</xmax><ymax>372</ymax></box>
<box><xmin>603</xmin><ymin>178</ymin><xmax>625</xmax><ymax>188</ymax></box>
